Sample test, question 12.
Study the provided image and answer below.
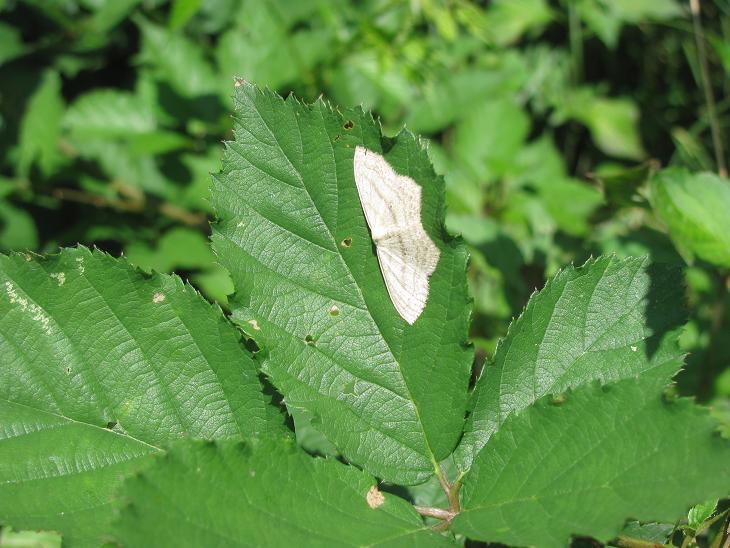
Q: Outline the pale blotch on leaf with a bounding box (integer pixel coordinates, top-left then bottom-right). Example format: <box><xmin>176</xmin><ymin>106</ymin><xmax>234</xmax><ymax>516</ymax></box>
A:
<box><xmin>234</xmin><ymin>78</ymin><xmax>246</xmax><ymax>87</ymax></box>
<box><xmin>5</xmin><ymin>281</ymin><xmax>51</xmax><ymax>333</ymax></box>
<box><xmin>329</xmin><ymin>304</ymin><xmax>340</xmax><ymax>316</ymax></box>
<box><xmin>237</xmin><ymin>221</ymin><xmax>245</xmax><ymax>228</ymax></box>
<box><xmin>248</xmin><ymin>319</ymin><xmax>260</xmax><ymax>331</ymax></box>
<box><xmin>152</xmin><ymin>292</ymin><xmax>166</xmax><ymax>304</ymax></box>
<box><xmin>76</xmin><ymin>257</ymin><xmax>85</xmax><ymax>274</ymax></box>
<box><xmin>50</xmin><ymin>272</ymin><xmax>65</xmax><ymax>286</ymax></box>
<box><xmin>366</xmin><ymin>485</ymin><xmax>385</xmax><ymax>509</ymax></box>
<box><xmin>631</xmin><ymin>345</ymin><xmax>638</xmax><ymax>352</ymax></box>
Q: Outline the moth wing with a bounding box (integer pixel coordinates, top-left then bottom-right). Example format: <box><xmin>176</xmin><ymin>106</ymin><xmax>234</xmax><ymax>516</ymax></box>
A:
<box><xmin>377</xmin><ymin>245</ymin><xmax>429</xmax><ymax>325</ymax></box>
<box><xmin>353</xmin><ymin>146</ymin><xmax>421</xmax><ymax>241</ymax></box>
<box><xmin>353</xmin><ymin>146</ymin><xmax>441</xmax><ymax>324</ymax></box>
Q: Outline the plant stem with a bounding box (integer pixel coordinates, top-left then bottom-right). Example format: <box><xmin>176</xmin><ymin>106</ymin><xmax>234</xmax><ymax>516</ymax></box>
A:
<box><xmin>425</xmin><ymin>463</ymin><xmax>462</xmax><ymax>529</ymax></box>
<box><xmin>568</xmin><ymin>0</ymin><xmax>584</xmax><ymax>84</ymax></box>
<box><xmin>414</xmin><ymin>506</ymin><xmax>455</xmax><ymax>521</ymax></box>
<box><xmin>616</xmin><ymin>536</ymin><xmax>669</xmax><ymax>548</ymax></box>
<box><xmin>715</xmin><ymin>511</ymin><xmax>730</xmax><ymax>548</ymax></box>
<box><xmin>690</xmin><ymin>0</ymin><xmax>728</xmax><ymax>178</ymax></box>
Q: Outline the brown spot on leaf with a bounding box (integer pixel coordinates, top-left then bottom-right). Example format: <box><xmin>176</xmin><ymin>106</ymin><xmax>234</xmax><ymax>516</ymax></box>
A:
<box><xmin>366</xmin><ymin>485</ymin><xmax>384</xmax><ymax>509</ymax></box>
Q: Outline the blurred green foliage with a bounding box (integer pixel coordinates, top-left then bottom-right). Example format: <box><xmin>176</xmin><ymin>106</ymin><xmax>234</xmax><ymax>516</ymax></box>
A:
<box><xmin>0</xmin><ymin>0</ymin><xmax>729</xmax><ymax>409</ymax></box>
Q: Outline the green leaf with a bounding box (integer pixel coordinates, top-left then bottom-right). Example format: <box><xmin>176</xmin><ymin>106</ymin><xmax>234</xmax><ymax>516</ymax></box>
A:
<box><xmin>406</xmin><ymin>59</ymin><xmax>528</xmax><ymax>133</ymax></box>
<box><xmin>17</xmin><ymin>70</ymin><xmax>65</xmax><ymax>177</ymax></box>
<box><xmin>168</xmin><ymin>0</ymin><xmax>202</xmax><ymax>29</ymax></box>
<box><xmin>455</xmin><ymin>256</ymin><xmax>686</xmax><ymax>469</ymax></box>
<box><xmin>650</xmin><ymin>169</ymin><xmax>730</xmax><ymax>268</ymax></box>
<box><xmin>190</xmin><ymin>265</ymin><xmax>234</xmax><ymax>306</ymax></box>
<box><xmin>453</xmin><ymin>376</ymin><xmax>730</xmax><ymax>547</ymax></box>
<box><xmin>579</xmin><ymin>0</ymin><xmax>682</xmax><ymax>47</ymax></box>
<box><xmin>452</xmin><ymin>97</ymin><xmax>530</xmax><ymax>181</ymax></box>
<box><xmin>64</xmin><ymin>89</ymin><xmax>156</xmax><ymax>138</ymax></box>
<box><xmin>589</xmin><ymin>160</ymin><xmax>659</xmax><ymax>207</ymax></box>
<box><xmin>216</xmin><ymin>0</ymin><xmax>335</xmax><ymax>93</ymax></box>
<box><xmin>124</xmin><ymin>226</ymin><xmax>215</xmax><ymax>273</ymax></box>
<box><xmin>82</xmin><ymin>0</ymin><xmax>140</xmax><ymax>35</ymax></box>
<box><xmin>0</xmin><ymin>201</ymin><xmax>38</xmax><ymax>251</ymax></box>
<box><xmin>559</xmin><ymin>89</ymin><xmax>644</xmax><ymax>160</ymax></box>
<box><xmin>0</xmin><ymin>248</ymin><xmax>284</xmax><ymax>546</ymax></box>
<box><xmin>609</xmin><ymin>0</ymin><xmax>682</xmax><ymax>22</ymax></box>
<box><xmin>113</xmin><ymin>439</ymin><xmax>455</xmax><ymax>548</ymax></box>
<box><xmin>0</xmin><ymin>22</ymin><xmax>27</xmax><ymax>66</ymax></box>
<box><xmin>482</xmin><ymin>0</ymin><xmax>553</xmax><ymax>46</ymax></box>
<box><xmin>136</xmin><ymin>19</ymin><xmax>217</xmax><ymax>99</ymax></box>
<box><xmin>71</xmin><ymin>139</ymin><xmax>169</xmax><ymax>197</ymax></box>
<box><xmin>687</xmin><ymin>499</ymin><xmax>716</xmax><ymax>529</ymax></box>
<box><xmin>620</xmin><ymin>521</ymin><xmax>674</xmax><ymax>543</ymax></box>
<box><xmin>577</xmin><ymin>96</ymin><xmax>644</xmax><ymax>160</ymax></box>
<box><xmin>212</xmin><ymin>83</ymin><xmax>473</xmax><ymax>484</ymax></box>
<box><xmin>534</xmin><ymin>177</ymin><xmax>603</xmax><ymax>237</ymax></box>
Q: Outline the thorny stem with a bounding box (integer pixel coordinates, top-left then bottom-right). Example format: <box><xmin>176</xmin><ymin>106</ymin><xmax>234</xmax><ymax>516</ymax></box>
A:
<box><xmin>690</xmin><ymin>0</ymin><xmax>728</xmax><ymax>178</ymax></box>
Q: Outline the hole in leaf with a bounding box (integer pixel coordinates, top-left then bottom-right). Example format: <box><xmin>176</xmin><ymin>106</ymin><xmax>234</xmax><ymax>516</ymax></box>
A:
<box><xmin>344</xmin><ymin>120</ymin><xmax>354</xmax><ymax>130</ymax></box>
<box><xmin>341</xmin><ymin>237</ymin><xmax>352</xmax><ymax>248</ymax></box>
<box><xmin>106</xmin><ymin>421</ymin><xmax>117</xmax><ymax>430</ymax></box>
<box><xmin>304</xmin><ymin>334</ymin><xmax>317</xmax><ymax>345</ymax></box>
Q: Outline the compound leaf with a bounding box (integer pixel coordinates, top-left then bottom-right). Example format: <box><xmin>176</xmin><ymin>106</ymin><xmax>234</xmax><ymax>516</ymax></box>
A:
<box><xmin>113</xmin><ymin>438</ymin><xmax>455</xmax><ymax>548</ymax></box>
<box><xmin>0</xmin><ymin>248</ymin><xmax>283</xmax><ymax>547</ymax></box>
<box><xmin>212</xmin><ymin>82</ymin><xmax>472</xmax><ymax>484</ymax></box>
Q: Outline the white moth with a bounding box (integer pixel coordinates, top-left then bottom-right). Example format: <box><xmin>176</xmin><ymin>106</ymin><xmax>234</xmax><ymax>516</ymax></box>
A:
<box><xmin>353</xmin><ymin>146</ymin><xmax>440</xmax><ymax>324</ymax></box>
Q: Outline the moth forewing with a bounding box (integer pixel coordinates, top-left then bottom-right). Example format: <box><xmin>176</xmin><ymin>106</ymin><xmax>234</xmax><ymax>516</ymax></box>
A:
<box><xmin>352</xmin><ymin>145</ymin><xmax>440</xmax><ymax>324</ymax></box>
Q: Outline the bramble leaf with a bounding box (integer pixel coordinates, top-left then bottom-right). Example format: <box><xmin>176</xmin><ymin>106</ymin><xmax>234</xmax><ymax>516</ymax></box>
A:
<box><xmin>212</xmin><ymin>82</ymin><xmax>472</xmax><ymax>484</ymax></box>
<box><xmin>453</xmin><ymin>375</ymin><xmax>730</xmax><ymax>547</ymax></box>
<box><xmin>113</xmin><ymin>438</ymin><xmax>455</xmax><ymax>548</ymax></box>
<box><xmin>0</xmin><ymin>248</ymin><xmax>283</xmax><ymax>546</ymax></box>
<box><xmin>455</xmin><ymin>255</ymin><xmax>685</xmax><ymax>470</ymax></box>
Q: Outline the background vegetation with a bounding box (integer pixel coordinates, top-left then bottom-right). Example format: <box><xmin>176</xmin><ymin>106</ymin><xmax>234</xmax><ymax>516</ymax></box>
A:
<box><xmin>0</xmin><ymin>1</ymin><xmax>729</xmax><ymax>540</ymax></box>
